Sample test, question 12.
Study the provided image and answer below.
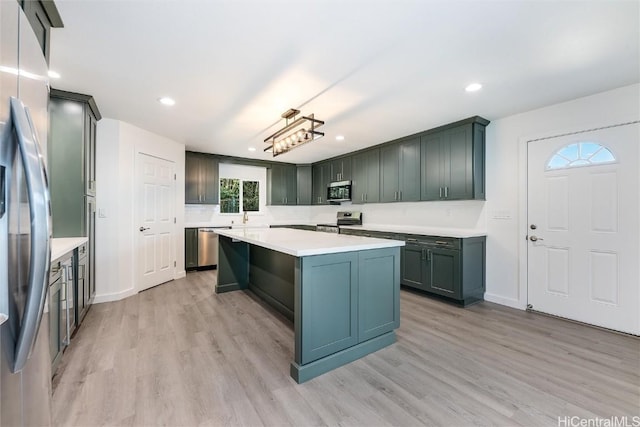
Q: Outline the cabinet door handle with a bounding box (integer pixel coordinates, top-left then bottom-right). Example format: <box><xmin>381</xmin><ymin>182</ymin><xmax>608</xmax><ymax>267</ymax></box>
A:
<box><xmin>444</xmin><ymin>187</ymin><xmax>448</xmax><ymax>198</ymax></box>
<box><xmin>427</xmin><ymin>249</ymin><xmax>431</xmax><ymax>261</ymax></box>
<box><xmin>364</xmin><ymin>193</ymin><xmax>367</xmax><ymax>202</ymax></box>
<box><xmin>399</xmin><ymin>191</ymin><xmax>402</xmax><ymax>200</ymax></box>
<box><xmin>421</xmin><ymin>248</ymin><xmax>426</xmax><ymax>260</ymax></box>
<box><xmin>439</xmin><ymin>187</ymin><xmax>443</xmax><ymax>198</ymax></box>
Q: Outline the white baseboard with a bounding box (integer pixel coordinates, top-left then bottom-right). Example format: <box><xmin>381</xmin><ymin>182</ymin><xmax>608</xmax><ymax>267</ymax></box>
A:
<box><xmin>484</xmin><ymin>293</ymin><xmax>526</xmax><ymax>310</ymax></box>
<box><xmin>175</xmin><ymin>270</ymin><xmax>186</xmax><ymax>279</ymax></box>
<box><xmin>93</xmin><ymin>287</ymin><xmax>137</xmax><ymax>304</ymax></box>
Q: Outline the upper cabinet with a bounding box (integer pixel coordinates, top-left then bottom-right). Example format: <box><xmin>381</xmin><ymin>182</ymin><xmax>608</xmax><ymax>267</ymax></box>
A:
<box><xmin>351</xmin><ymin>148</ymin><xmax>380</xmax><ymax>204</ymax></box>
<box><xmin>268</xmin><ymin>163</ymin><xmax>297</xmax><ymax>205</ymax></box>
<box><xmin>296</xmin><ymin>165</ymin><xmax>312</xmax><ymax>205</ymax></box>
<box><xmin>185</xmin><ymin>151</ymin><xmax>219</xmax><ymax>204</ymax></box>
<box><xmin>20</xmin><ymin>0</ymin><xmax>63</xmax><ymax>63</ymax></box>
<box><xmin>380</xmin><ymin>137</ymin><xmax>421</xmax><ymax>202</ymax></box>
<box><xmin>421</xmin><ymin>119</ymin><xmax>488</xmax><ymax>201</ymax></box>
<box><xmin>49</xmin><ymin>89</ymin><xmax>101</xmax><ymax>235</ymax></box>
<box><xmin>312</xmin><ymin>162</ymin><xmax>332</xmax><ymax>205</ymax></box>
<box><xmin>329</xmin><ymin>156</ymin><xmax>351</xmax><ymax>182</ymax></box>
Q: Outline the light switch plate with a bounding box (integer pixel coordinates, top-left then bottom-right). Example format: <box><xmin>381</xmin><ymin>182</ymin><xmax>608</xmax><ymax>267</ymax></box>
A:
<box><xmin>98</xmin><ymin>208</ymin><xmax>107</xmax><ymax>218</ymax></box>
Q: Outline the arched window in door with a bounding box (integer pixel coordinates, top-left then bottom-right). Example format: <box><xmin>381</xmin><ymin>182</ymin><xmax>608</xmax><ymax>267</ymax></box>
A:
<box><xmin>546</xmin><ymin>141</ymin><xmax>616</xmax><ymax>170</ymax></box>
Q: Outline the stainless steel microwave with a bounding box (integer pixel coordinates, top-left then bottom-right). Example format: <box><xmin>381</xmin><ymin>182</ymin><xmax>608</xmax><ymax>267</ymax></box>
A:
<box><xmin>327</xmin><ymin>180</ymin><xmax>352</xmax><ymax>202</ymax></box>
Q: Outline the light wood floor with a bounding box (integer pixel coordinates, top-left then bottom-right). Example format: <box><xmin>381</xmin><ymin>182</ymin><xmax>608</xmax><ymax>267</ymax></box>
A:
<box><xmin>52</xmin><ymin>270</ymin><xmax>639</xmax><ymax>426</ymax></box>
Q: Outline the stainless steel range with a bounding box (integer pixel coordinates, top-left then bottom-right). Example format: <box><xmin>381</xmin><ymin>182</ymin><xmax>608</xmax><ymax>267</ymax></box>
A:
<box><xmin>316</xmin><ymin>211</ymin><xmax>362</xmax><ymax>233</ymax></box>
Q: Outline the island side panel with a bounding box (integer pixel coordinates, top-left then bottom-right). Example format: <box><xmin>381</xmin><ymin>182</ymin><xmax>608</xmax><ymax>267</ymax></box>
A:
<box><xmin>358</xmin><ymin>247</ymin><xmax>401</xmax><ymax>342</ymax></box>
<box><xmin>298</xmin><ymin>252</ymin><xmax>359</xmax><ymax>365</ymax></box>
<box><xmin>216</xmin><ymin>235</ymin><xmax>249</xmax><ymax>293</ymax></box>
<box><xmin>248</xmin><ymin>245</ymin><xmax>295</xmax><ymax>321</ymax></box>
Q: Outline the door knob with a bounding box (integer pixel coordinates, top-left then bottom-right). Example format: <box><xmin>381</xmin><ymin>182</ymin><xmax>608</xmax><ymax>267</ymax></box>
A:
<box><xmin>139</xmin><ymin>226</ymin><xmax>150</xmax><ymax>232</ymax></box>
<box><xmin>529</xmin><ymin>235</ymin><xmax>544</xmax><ymax>242</ymax></box>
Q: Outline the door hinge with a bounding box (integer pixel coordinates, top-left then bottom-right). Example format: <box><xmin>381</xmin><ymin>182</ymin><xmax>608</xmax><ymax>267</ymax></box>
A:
<box><xmin>174</xmin><ymin>174</ymin><xmax>177</xmax><ymax>180</ymax></box>
<box><xmin>174</xmin><ymin>261</ymin><xmax>176</xmax><ymax>267</ymax></box>
<box><xmin>174</xmin><ymin>217</ymin><xmax>176</xmax><ymax>223</ymax></box>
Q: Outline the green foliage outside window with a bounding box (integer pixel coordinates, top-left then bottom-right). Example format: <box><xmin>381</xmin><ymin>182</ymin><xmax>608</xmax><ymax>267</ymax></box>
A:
<box><xmin>243</xmin><ymin>181</ymin><xmax>259</xmax><ymax>211</ymax></box>
<box><xmin>220</xmin><ymin>178</ymin><xmax>260</xmax><ymax>213</ymax></box>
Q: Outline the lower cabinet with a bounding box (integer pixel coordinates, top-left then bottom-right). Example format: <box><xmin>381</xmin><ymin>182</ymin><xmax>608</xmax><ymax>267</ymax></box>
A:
<box><xmin>76</xmin><ymin>244</ymin><xmax>90</xmax><ymax>324</ymax></box>
<box><xmin>298</xmin><ymin>248</ymin><xmax>400</xmax><ymax>365</ymax></box>
<box><xmin>342</xmin><ymin>228</ymin><xmax>486</xmax><ymax>306</ymax></box>
<box><xmin>49</xmin><ymin>260</ymin><xmax>63</xmax><ymax>372</ymax></box>
<box><xmin>401</xmin><ymin>237</ymin><xmax>484</xmax><ymax>306</ymax></box>
<box><xmin>49</xmin><ymin>250</ymin><xmax>74</xmax><ymax>375</ymax></box>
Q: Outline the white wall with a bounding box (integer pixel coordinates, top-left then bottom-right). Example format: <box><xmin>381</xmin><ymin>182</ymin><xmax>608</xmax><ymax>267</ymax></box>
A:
<box><xmin>484</xmin><ymin>83</ymin><xmax>639</xmax><ymax>309</ymax></box>
<box><xmin>95</xmin><ymin>119</ymin><xmax>185</xmax><ymax>303</ymax></box>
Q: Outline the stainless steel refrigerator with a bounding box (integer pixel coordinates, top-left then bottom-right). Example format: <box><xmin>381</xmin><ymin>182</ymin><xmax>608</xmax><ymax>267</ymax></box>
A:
<box><xmin>1</xmin><ymin>1</ymin><xmax>54</xmax><ymax>426</ymax></box>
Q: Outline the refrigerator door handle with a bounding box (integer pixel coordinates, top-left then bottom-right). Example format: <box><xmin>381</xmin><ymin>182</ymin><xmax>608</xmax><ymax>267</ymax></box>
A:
<box><xmin>10</xmin><ymin>97</ymin><xmax>52</xmax><ymax>373</ymax></box>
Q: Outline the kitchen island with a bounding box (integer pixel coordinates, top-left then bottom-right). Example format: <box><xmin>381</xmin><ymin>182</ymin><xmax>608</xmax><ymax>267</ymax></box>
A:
<box><xmin>214</xmin><ymin>227</ymin><xmax>404</xmax><ymax>383</ymax></box>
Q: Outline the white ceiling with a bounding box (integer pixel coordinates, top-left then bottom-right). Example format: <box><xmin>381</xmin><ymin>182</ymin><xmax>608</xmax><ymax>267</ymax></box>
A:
<box><xmin>49</xmin><ymin>0</ymin><xmax>639</xmax><ymax>164</ymax></box>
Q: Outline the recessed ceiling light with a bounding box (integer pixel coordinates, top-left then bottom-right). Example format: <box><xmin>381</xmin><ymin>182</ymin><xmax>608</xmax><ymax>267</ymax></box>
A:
<box><xmin>465</xmin><ymin>83</ymin><xmax>482</xmax><ymax>92</ymax></box>
<box><xmin>158</xmin><ymin>97</ymin><xmax>175</xmax><ymax>106</ymax></box>
<box><xmin>336</xmin><ymin>135</ymin><xmax>345</xmax><ymax>141</ymax></box>
<box><xmin>248</xmin><ymin>147</ymin><xmax>256</xmax><ymax>152</ymax></box>
<box><xmin>48</xmin><ymin>70</ymin><xmax>61</xmax><ymax>79</ymax></box>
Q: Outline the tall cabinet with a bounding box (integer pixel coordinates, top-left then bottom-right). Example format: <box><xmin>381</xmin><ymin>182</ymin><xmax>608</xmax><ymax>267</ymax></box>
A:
<box><xmin>48</xmin><ymin>88</ymin><xmax>101</xmax><ymax>324</ymax></box>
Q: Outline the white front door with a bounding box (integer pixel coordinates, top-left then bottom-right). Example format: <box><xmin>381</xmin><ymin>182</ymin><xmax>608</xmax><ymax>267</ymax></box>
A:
<box><xmin>527</xmin><ymin>122</ymin><xmax>639</xmax><ymax>335</ymax></box>
<box><xmin>136</xmin><ymin>153</ymin><xmax>175</xmax><ymax>292</ymax></box>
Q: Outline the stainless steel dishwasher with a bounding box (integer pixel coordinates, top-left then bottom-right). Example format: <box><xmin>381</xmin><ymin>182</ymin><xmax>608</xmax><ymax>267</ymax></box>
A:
<box><xmin>198</xmin><ymin>228</ymin><xmax>219</xmax><ymax>267</ymax></box>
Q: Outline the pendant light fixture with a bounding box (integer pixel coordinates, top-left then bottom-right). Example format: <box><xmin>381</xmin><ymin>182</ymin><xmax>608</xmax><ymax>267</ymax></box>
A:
<box><xmin>263</xmin><ymin>108</ymin><xmax>324</xmax><ymax>157</ymax></box>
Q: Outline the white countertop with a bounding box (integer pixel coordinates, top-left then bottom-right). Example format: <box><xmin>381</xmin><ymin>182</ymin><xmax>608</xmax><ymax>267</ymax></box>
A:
<box><xmin>339</xmin><ymin>224</ymin><xmax>486</xmax><ymax>238</ymax></box>
<box><xmin>215</xmin><ymin>227</ymin><xmax>404</xmax><ymax>257</ymax></box>
<box><xmin>51</xmin><ymin>237</ymin><xmax>88</xmax><ymax>261</ymax></box>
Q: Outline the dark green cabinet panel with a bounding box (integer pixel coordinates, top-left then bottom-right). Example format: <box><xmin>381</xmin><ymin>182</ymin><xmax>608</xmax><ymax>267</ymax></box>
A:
<box><xmin>300</xmin><ymin>253</ymin><xmax>359</xmax><ymax>364</ymax></box>
<box><xmin>342</xmin><ymin>228</ymin><xmax>486</xmax><ymax>306</ymax></box>
<box><xmin>352</xmin><ymin>148</ymin><xmax>380</xmax><ymax>204</ymax></box>
<box><xmin>358</xmin><ymin>249</ymin><xmax>400</xmax><ymax>342</ymax></box>
<box><xmin>296</xmin><ymin>165</ymin><xmax>312</xmax><ymax>205</ymax></box>
<box><xmin>401</xmin><ymin>244</ymin><xmax>427</xmax><ymax>290</ymax></box>
<box><xmin>312</xmin><ymin>162</ymin><xmax>331</xmax><ymax>205</ymax></box>
<box><xmin>185</xmin><ymin>151</ymin><xmax>219</xmax><ymax>204</ymax></box>
<box><xmin>330</xmin><ymin>157</ymin><xmax>352</xmax><ymax>182</ymax></box>
<box><xmin>185</xmin><ymin>228</ymin><xmax>198</xmax><ymax>269</ymax></box>
<box><xmin>420</xmin><ymin>132</ymin><xmax>444</xmax><ymax>200</ymax></box>
<box><xmin>380</xmin><ymin>137</ymin><xmax>420</xmax><ymax>202</ymax></box>
<box><xmin>421</xmin><ymin>122</ymin><xmax>486</xmax><ymax>201</ymax></box>
<box><xmin>268</xmin><ymin>163</ymin><xmax>297</xmax><ymax>205</ymax></box>
<box><xmin>427</xmin><ymin>247</ymin><xmax>461</xmax><ymax>298</ymax></box>
<box><xmin>75</xmin><ymin>243</ymin><xmax>90</xmax><ymax>324</ymax></box>
<box><xmin>380</xmin><ymin>145</ymin><xmax>399</xmax><ymax>202</ymax></box>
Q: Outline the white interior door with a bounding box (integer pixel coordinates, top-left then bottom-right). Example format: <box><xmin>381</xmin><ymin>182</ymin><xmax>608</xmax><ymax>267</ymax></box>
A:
<box><xmin>136</xmin><ymin>153</ymin><xmax>175</xmax><ymax>292</ymax></box>
<box><xmin>527</xmin><ymin>122</ymin><xmax>639</xmax><ymax>335</ymax></box>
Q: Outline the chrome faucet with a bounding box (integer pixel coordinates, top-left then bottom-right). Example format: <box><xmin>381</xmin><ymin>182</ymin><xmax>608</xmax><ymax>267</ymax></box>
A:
<box><xmin>242</xmin><ymin>211</ymin><xmax>248</xmax><ymax>224</ymax></box>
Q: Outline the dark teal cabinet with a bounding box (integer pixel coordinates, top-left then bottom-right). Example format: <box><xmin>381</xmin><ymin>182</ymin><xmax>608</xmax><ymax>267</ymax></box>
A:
<box><xmin>299</xmin><ymin>252</ymin><xmax>359</xmax><ymax>364</ymax></box>
<box><xmin>49</xmin><ymin>89</ymin><xmax>101</xmax><ymax>236</ymax></box>
<box><xmin>329</xmin><ymin>156</ymin><xmax>352</xmax><ymax>182</ymax></box>
<box><xmin>185</xmin><ymin>151</ymin><xmax>219</xmax><ymax>204</ymax></box>
<box><xmin>341</xmin><ymin>228</ymin><xmax>486</xmax><ymax>306</ymax></box>
<box><xmin>401</xmin><ymin>243</ymin><xmax>427</xmax><ymax>290</ymax></box>
<box><xmin>380</xmin><ymin>137</ymin><xmax>421</xmax><ymax>202</ymax></box>
<box><xmin>268</xmin><ymin>163</ymin><xmax>297</xmax><ymax>205</ymax></box>
<box><xmin>352</xmin><ymin>148</ymin><xmax>380</xmax><ymax>204</ymax></box>
<box><xmin>296</xmin><ymin>165</ymin><xmax>312</xmax><ymax>205</ymax></box>
<box><xmin>358</xmin><ymin>248</ymin><xmax>400</xmax><ymax>342</ymax></box>
<box><xmin>421</xmin><ymin>120</ymin><xmax>487</xmax><ymax>201</ymax></box>
<box><xmin>75</xmin><ymin>243</ymin><xmax>90</xmax><ymax>324</ymax></box>
<box><xmin>312</xmin><ymin>162</ymin><xmax>331</xmax><ymax>204</ymax></box>
<box><xmin>427</xmin><ymin>246</ymin><xmax>461</xmax><ymax>298</ymax></box>
<box><xmin>185</xmin><ymin>228</ymin><xmax>198</xmax><ymax>270</ymax></box>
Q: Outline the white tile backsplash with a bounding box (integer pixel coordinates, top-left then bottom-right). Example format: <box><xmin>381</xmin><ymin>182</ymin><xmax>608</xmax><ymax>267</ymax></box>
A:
<box><xmin>186</xmin><ymin>200</ymin><xmax>486</xmax><ymax>231</ymax></box>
